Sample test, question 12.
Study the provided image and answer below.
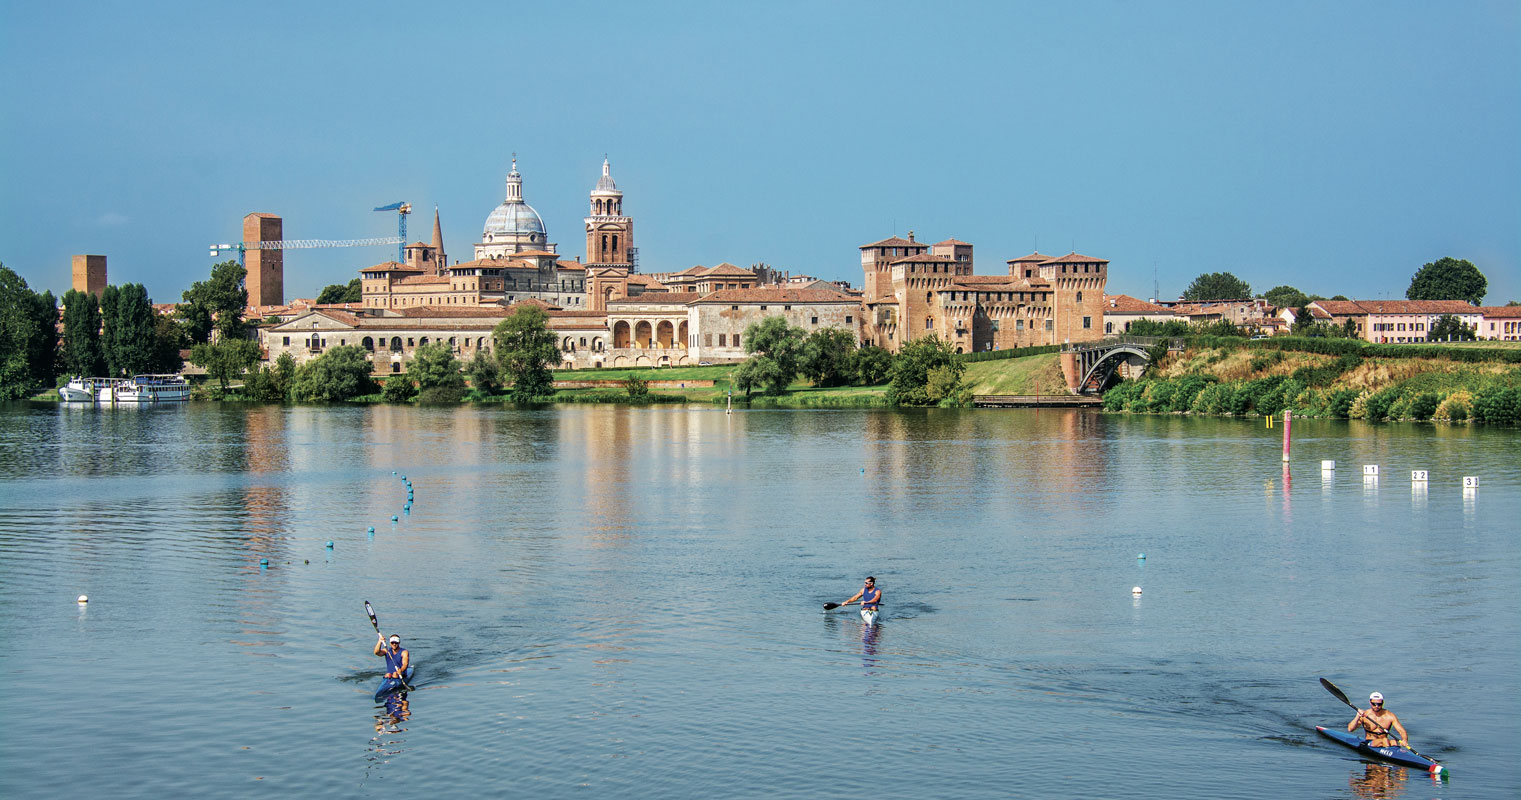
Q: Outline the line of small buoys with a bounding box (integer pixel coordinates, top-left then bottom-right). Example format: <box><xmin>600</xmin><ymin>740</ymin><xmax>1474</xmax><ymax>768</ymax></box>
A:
<box><xmin>250</xmin><ymin>472</ymin><xmax>415</xmax><ymax>572</ymax></box>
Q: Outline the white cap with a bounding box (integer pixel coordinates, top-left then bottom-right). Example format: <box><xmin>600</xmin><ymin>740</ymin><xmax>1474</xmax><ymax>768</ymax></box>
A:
<box><xmin>1369</xmin><ymin>691</ymin><xmax>1383</xmax><ymax>702</ymax></box>
<box><xmin>388</xmin><ymin>635</ymin><xmax>400</xmax><ymax>643</ymax></box>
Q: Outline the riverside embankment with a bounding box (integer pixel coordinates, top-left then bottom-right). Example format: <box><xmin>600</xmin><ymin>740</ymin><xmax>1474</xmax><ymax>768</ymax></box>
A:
<box><xmin>1101</xmin><ymin>336</ymin><xmax>1521</xmax><ymax>424</ymax></box>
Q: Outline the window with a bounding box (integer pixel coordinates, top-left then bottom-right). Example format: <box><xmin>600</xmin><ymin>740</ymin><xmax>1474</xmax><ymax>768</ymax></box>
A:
<box><xmin>407</xmin><ymin>338</ymin><xmax>414</xmax><ymax>347</ymax></box>
<box><xmin>926</xmin><ymin>317</ymin><xmax>933</xmax><ymax>330</ymax></box>
<box><xmin>704</xmin><ymin>333</ymin><xmax>712</xmax><ymax>347</ymax></box>
<box><xmin>1083</xmin><ymin>316</ymin><xmax>1092</xmax><ymax>329</ymax></box>
<box><xmin>1075</xmin><ymin>291</ymin><xmax>1083</xmax><ymax>303</ymax></box>
<box><xmin>1045</xmin><ymin>320</ymin><xmax>1053</xmax><ymax>331</ymax></box>
<box><xmin>759</xmin><ymin>305</ymin><xmax>767</xmax><ymax>311</ymax></box>
<box><xmin>811</xmin><ymin>316</ymin><xmax>818</xmax><ymax>325</ymax></box>
<box><xmin>282</xmin><ymin>336</ymin><xmax>290</xmax><ymax>345</ymax></box>
<box><xmin>784</xmin><ymin>305</ymin><xmax>791</xmax><ymax>310</ymax></box>
<box><xmin>733</xmin><ymin>334</ymin><xmax>740</xmax><ymax>348</ymax></box>
<box><xmin>719</xmin><ymin>334</ymin><xmax>727</xmax><ymax>347</ymax></box>
<box><xmin>731</xmin><ymin>305</ymin><xmax>739</xmax><ymax>311</ymax></box>
<box><xmin>845</xmin><ymin>315</ymin><xmax>853</xmax><ymax>324</ymax></box>
<box><xmin>1016</xmin><ymin>319</ymin><xmax>1024</xmax><ymax>331</ymax></box>
<box><xmin>391</xmin><ymin>363</ymin><xmax>400</xmax><ymax>373</ymax></box>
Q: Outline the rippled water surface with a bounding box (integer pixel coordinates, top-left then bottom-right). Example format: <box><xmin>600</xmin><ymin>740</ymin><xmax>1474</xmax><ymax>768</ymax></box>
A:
<box><xmin>1</xmin><ymin>403</ymin><xmax>1517</xmax><ymax>798</ymax></box>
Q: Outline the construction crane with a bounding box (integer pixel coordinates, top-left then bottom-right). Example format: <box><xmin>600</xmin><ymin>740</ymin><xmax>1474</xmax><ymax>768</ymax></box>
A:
<box><xmin>207</xmin><ymin>202</ymin><xmax>411</xmax><ymax>265</ymax></box>
<box><xmin>373</xmin><ymin>202</ymin><xmax>412</xmax><ymax>262</ymax></box>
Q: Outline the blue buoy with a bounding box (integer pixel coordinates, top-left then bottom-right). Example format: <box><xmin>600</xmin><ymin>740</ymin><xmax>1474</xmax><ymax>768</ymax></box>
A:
<box><xmin>367</xmin><ymin>526</ymin><xmax>375</xmax><ymax>533</ymax></box>
<box><xmin>259</xmin><ymin>558</ymin><xmax>269</xmax><ymax>566</ymax></box>
<box><xmin>860</xmin><ymin>467</ymin><xmax>866</xmax><ymax>473</ymax></box>
<box><xmin>325</xmin><ymin>541</ymin><xmax>334</xmax><ymax>549</ymax></box>
<box><xmin>391</xmin><ymin>515</ymin><xmax>398</xmax><ymax>522</ymax></box>
<box><xmin>400</xmin><ymin>475</ymin><xmax>407</xmax><ymax>481</ymax></box>
<box><xmin>391</xmin><ymin>471</ymin><xmax>396</xmax><ymax>475</ymax></box>
<box><xmin>1137</xmin><ymin>553</ymin><xmax>1146</xmax><ymax>560</ymax></box>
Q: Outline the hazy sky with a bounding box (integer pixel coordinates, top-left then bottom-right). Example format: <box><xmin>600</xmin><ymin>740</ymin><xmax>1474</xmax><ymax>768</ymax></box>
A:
<box><xmin>3</xmin><ymin>1</ymin><xmax>1517</xmax><ymax>305</ymax></box>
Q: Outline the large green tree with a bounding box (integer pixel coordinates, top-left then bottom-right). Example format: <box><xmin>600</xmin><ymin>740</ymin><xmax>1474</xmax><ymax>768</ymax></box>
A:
<box><xmin>190</xmin><ymin>339</ymin><xmax>261</xmax><ymax>391</ymax></box>
<box><xmin>493</xmin><ymin>305</ymin><xmax>561</xmax><ymax>401</ymax></box>
<box><xmin>735</xmin><ymin>316</ymin><xmax>805</xmax><ymax>396</ymax></box>
<box><xmin>26</xmin><ymin>289</ymin><xmax>59</xmax><ymax>391</ymax></box>
<box><xmin>852</xmin><ymin>344</ymin><xmax>893</xmax><ymax>386</ymax></box>
<box><xmin>411</xmin><ymin>342</ymin><xmax>466</xmax><ymax>403</ymax></box>
<box><xmin>465</xmin><ymin>350</ymin><xmax>502</xmax><ymax>397</ymax></box>
<box><xmin>178</xmin><ymin>260</ymin><xmax>248</xmax><ymax>343</ymax></box>
<box><xmin>1263</xmin><ymin>285</ymin><xmax>1310</xmax><ymax>310</ymax></box>
<box><xmin>99</xmin><ymin>284</ymin><xmax>121</xmax><ymax>376</ymax></box>
<box><xmin>109</xmin><ymin>283</ymin><xmax>158</xmax><ymax>376</ymax></box>
<box><xmin>798</xmin><ymin>327</ymin><xmax>857</xmax><ymax>387</ymax></box>
<box><xmin>316</xmin><ymin>278</ymin><xmax>362</xmax><ymax>304</ymax></box>
<box><xmin>1427</xmin><ymin>314</ymin><xmax>1476</xmax><ymax>342</ymax></box>
<box><xmin>1182</xmin><ymin>272</ymin><xmax>1252</xmax><ymax>302</ymax></box>
<box><xmin>1406</xmin><ymin>257</ymin><xmax>1486</xmax><ymax>305</ymax></box>
<box><xmin>0</xmin><ymin>265</ymin><xmax>55</xmax><ymax>399</ymax></box>
<box><xmin>887</xmin><ymin>335</ymin><xmax>964</xmax><ymax>406</ymax></box>
<box><xmin>290</xmin><ymin>346</ymin><xmax>374</xmax><ymax>401</ymax></box>
<box><xmin>60</xmin><ymin>289</ymin><xmax>106</xmax><ymax>377</ymax></box>
<box><xmin>244</xmin><ymin>352</ymin><xmax>297</xmax><ymax>403</ymax></box>
<box><xmin>151</xmin><ymin>314</ymin><xmax>186</xmax><ymax>374</ymax></box>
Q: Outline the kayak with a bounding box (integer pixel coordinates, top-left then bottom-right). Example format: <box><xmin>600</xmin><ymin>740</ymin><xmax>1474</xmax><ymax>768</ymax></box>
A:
<box><xmin>374</xmin><ymin>666</ymin><xmax>415</xmax><ymax>701</ymax></box>
<box><xmin>1316</xmin><ymin>726</ymin><xmax>1445</xmax><ymax>775</ymax></box>
<box><xmin>860</xmin><ymin>608</ymin><xmax>881</xmax><ymax>625</ymax></box>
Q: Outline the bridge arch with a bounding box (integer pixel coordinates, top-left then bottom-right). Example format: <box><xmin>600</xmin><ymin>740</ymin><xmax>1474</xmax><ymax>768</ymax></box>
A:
<box><xmin>1078</xmin><ymin>345</ymin><xmax>1153</xmax><ymax>394</ymax></box>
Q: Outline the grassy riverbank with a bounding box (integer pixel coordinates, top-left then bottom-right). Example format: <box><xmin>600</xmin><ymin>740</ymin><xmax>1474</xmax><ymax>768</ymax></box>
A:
<box><xmin>1102</xmin><ymin>337</ymin><xmax>1521</xmax><ymax>424</ymax></box>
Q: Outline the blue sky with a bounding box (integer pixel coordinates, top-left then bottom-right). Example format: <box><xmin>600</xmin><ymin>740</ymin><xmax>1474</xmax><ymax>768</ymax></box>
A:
<box><xmin>3</xmin><ymin>1</ymin><xmax>1517</xmax><ymax>305</ymax></box>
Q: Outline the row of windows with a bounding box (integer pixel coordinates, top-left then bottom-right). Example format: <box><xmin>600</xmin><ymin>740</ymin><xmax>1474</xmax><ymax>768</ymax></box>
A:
<box><xmin>694</xmin><ymin>333</ymin><xmax>742</xmax><ymax>348</ymax></box>
<box><xmin>1373</xmin><ymin>322</ymin><xmax>1426</xmax><ymax>332</ymax></box>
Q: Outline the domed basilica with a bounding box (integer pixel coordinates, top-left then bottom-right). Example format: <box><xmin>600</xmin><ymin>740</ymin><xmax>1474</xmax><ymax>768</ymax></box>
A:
<box><xmin>475</xmin><ymin>156</ymin><xmax>555</xmax><ymax>260</ymax></box>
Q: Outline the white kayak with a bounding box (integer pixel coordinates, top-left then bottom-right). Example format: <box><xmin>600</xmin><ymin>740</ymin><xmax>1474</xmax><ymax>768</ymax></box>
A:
<box><xmin>860</xmin><ymin>607</ymin><xmax>881</xmax><ymax>625</ymax></box>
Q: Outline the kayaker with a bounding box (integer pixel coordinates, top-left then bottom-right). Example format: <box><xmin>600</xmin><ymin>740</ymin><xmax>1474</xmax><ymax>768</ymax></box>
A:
<box><xmin>373</xmin><ymin>633</ymin><xmax>410</xmax><ymax>681</ymax></box>
<box><xmin>840</xmin><ymin>576</ymin><xmax>882</xmax><ymax>613</ymax></box>
<box><xmin>1347</xmin><ymin>691</ymin><xmax>1408</xmax><ymax>748</ymax></box>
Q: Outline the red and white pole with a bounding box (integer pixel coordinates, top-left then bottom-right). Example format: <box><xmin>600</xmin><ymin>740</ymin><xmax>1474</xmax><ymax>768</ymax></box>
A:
<box><xmin>1281</xmin><ymin>410</ymin><xmax>1292</xmax><ymax>462</ymax></box>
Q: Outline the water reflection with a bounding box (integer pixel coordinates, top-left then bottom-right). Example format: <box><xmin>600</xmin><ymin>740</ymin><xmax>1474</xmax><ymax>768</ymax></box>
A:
<box><xmin>1347</xmin><ymin>762</ymin><xmax>1407</xmax><ymax>799</ymax></box>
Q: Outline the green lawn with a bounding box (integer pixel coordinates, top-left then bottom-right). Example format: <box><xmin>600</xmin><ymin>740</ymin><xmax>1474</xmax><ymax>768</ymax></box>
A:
<box><xmin>554</xmin><ymin>364</ymin><xmax>738</xmax><ymax>381</ymax></box>
<box><xmin>962</xmin><ymin>353</ymin><xmax>1066</xmax><ymax>395</ymax></box>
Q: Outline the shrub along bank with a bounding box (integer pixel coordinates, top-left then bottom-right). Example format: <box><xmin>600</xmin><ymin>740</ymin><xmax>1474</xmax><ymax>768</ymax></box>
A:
<box><xmin>1102</xmin><ymin>339</ymin><xmax>1521</xmax><ymax>425</ymax></box>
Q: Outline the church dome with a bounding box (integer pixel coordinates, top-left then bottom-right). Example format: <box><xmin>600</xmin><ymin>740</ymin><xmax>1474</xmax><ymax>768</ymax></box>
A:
<box><xmin>483</xmin><ymin>201</ymin><xmax>545</xmax><ymax>237</ymax></box>
<box><xmin>591</xmin><ymin>157</ymin><xmax>621</xmax><ymax>196</ymax></box>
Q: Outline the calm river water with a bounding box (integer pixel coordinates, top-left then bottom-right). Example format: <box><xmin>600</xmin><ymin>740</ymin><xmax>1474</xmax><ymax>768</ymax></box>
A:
<box><xmin>0</xmin><ymin>403</ymin><xmax>1516</xmax><ymax>798</ymax></box>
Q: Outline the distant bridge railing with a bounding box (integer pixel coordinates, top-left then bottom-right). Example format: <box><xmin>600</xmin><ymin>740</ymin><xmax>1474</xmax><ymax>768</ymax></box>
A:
<box><xmin>1061</xmin><ymin>335</ymin><xmax>1186</xmax><ymax>354</ymax></box>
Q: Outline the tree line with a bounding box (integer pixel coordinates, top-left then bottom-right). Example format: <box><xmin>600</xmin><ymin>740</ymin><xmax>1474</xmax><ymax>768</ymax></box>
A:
<box><xmin>1179</xmin><ymin>257</ymin><xmax>1492</xmax><ymax>306</ymax></box>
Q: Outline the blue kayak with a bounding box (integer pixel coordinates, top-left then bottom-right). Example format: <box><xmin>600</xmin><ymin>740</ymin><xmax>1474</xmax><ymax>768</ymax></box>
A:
<box><xmin>374</xmin><ymin>666</ymin><xmax>415</xmax><ymax>701</ymax></box>
<box><xmin>1316</xmin><ymin>726</ymin><xmax>1445</xmax><ymax>775</ymax></box>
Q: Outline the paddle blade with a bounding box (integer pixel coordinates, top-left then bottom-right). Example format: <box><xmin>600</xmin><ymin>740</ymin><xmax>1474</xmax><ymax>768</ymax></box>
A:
<box><xmin>1320</xmin><ymin>677</ymin><xmax>1354</xmax><ymax>708</ymax></box>
<box><xmin>365</xmin><ymin>601</ymin><xmax>380</xmax><ymax>631</ymax></box>
<box><xmin>823</xmin><ymin>603</ymin><xmax>840</xmax><ymax>611</ymax></box>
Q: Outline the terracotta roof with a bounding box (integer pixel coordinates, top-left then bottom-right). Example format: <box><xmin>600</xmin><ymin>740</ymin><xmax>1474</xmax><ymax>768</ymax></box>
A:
<box><xmin>1478</xmin><ymin>305</ymin><xmax>1521</xmax><ymax>318</ymax></box>
<box><xmin>703</xmin><ymin>262</ymin><xmax>754</xmax><ymax>277</ymax></box>
<box><xmin>547</xmin><ymin>317</ymin><xmax>607</xmax><ymax>331</ymax></box>
<box><xmin>1005</xmin><ymin>252</ymin><xmax>1055</xmax><ymax>264</ymax></box>
<box><xmin>1103</xmin><ymin>294</ymin><xmax>1171</xmax><ymax>313</ymax></box>
<box><xmin>687</xmin><ymin>286</ymin><xmax>856</xmax><ymax>305</ymax></box>
<box><xmin>933</xmin><ymin>238</ymin><xmax>971</xmax><ymax>246</ymax></box>
<box><xmin>950</xmin><ymin>275</ymin><xmax>1019</xmax><ymax>286</ymax></box>
<box><xmin>556</xmin><ymin>261</ymin><xmax>586</xmax><ymax>271</ymax></box>
<box><xmin>1313</xmin><ymin>299</ymin><xmax>1478</xmax><ymax>315</ymax></box>
<box><xmin>1040</xmin><ymin>252</ymin><xmax>1109</xmax><ymax>265</ymax></box>
<box><xmin>406</xmin><ymin>241</ymin><xmax>430</xmax><ymax>248</ymax></box>
<box><xmin>860</xmin><ymin>236</ymin><xmax>919</xmax><ymax>248</ymax></box>
<box><xmin>511</xmin><ymin>249</ymin><xmax>559</xmax><ymax>258</ymax></box>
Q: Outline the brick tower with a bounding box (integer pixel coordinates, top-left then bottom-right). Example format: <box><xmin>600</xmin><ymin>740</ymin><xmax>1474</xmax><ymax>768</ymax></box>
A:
<box><xmin>584</xmin><ymin>158</ymin><xmax>633</xmax><ymax>269</ymax></box>
<box><xmin>244</xmin><ymin>213</ymin><xmax>283</xmax><ymax>307</ymax></box>
<box><xmin>71</xmin><ymin>255</ymin><xmax>107</xmax><ymax>297</ymax></box>
<box><xmin>1040</xmin><ymin>253</ymin><xmax>1108</xmax><ymax>343</ymax></box>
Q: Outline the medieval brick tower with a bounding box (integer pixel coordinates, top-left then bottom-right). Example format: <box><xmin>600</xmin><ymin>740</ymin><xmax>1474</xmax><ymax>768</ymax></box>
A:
<box><xmin>584</xmin><ymin>158</ymin><xmax>633</xmax><ymax>269</ymax></box>
<box><xmin>1041</xmin><ymin>253</ymin><xmax>1108</xmax><ymax>343</ymax></box>
<box><xmin>71</xmin><ymin>254</ymin><xmax>107</xmax><ymax>297</ymax></box>
<box><xmin>244</xmin><ymin>213</ymin><xmax>284</xmax><ymax>307</ymax></box>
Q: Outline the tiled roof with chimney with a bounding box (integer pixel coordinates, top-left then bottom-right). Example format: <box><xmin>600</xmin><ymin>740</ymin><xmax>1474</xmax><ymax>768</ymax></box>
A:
<box><xmin>1005</xmin><ymin>252</ymin><xmax>1054</xmax><ymax>264</ymax></box>
<box><xmin>1103</xmin><ymin>294</ymin><xmax>1170</xmax><ymax>313</ymax></box>
<box><xmin>860</xmin><ymin>236</ymin><xmax>918</xmax><ymax>248</ymax></box>
<box><xmin>1040</xmin><ymin>252</ymin><xmax>1109</xmax><ymax>265</ymax></box>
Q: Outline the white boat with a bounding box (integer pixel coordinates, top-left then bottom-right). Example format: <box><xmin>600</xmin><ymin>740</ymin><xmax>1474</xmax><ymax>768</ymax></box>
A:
<box><xmin>860</xmin><ymin>608</ymin><xmax>881</xmax><ymax>625</ymax></box>
<box><xmin>61</xmin><ymin>375</ymin><xmax>190</xmax><ymax>403</ymax></box>
<box><xmin>58</xmin><ymin>377</ymin><xmax>114</xmax><ymax>402</ymax></box>
<box><xmin>109</xmin><ymin>374</ymin><xmax>191</xmax><ymax>402</ymax></box>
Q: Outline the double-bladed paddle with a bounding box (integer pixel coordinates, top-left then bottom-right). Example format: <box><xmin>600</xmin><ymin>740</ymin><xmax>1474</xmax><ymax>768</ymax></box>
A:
<box><xmin>1319</xmin><ymin>677</ymin><xmax>1438</xmax><ymax>765</ymax></box>
<box><xmin>366</xmin><ymin>600</ymin><xmax>411</xmax><ymax>691</ymax></box>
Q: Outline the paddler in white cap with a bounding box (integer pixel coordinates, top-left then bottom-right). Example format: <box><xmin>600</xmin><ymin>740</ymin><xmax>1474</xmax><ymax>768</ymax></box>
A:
<box><xmin>1347</xmin><ymin>691</ymin><xmax>1408</xmax><ymax>748</ymax></box>
<box><xmin>373</xmin><ymin>633</ymin><xmax>410</xmax><ymax>682</ymax></box>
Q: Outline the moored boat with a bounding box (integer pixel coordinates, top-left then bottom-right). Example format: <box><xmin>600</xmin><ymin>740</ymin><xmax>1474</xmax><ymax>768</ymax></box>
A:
<box><xmin>58</xmin><ymin>377</ymin><xmax>109</xmax><ymax>402</ymax></box>
<box><xmin>105</xmin><ymin>375</ymin><xmax>191</xmax><ymax>403</ymax></box>
<box><xmin>1316</xmin><ymin>726</ymin><xmax>1446</xmax><ymax>775</ymax></box>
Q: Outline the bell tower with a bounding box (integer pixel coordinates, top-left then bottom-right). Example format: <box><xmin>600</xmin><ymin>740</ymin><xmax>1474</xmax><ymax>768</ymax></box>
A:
<box><xmin>584</xmin><ymin>157</ymin><xmax>634</xmax><ymax>270</ymax></box>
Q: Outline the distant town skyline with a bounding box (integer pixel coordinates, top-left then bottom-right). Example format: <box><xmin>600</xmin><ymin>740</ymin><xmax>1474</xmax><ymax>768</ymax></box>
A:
<box><xmin>2</xmin><ymin>1</ymin><xmax>1517</xmax><ymax>304</ymax></box>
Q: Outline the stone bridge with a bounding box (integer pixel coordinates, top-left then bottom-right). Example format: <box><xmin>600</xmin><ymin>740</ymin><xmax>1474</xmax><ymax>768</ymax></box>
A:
<box><xmin>1059</xmin><ymin>336</ymin><xmax>1185</xmax><ymax>395</ymax></box>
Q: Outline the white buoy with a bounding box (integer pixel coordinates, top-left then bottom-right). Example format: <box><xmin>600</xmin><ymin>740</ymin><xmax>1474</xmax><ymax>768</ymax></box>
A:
<box><xmin>1411</xmin><ymin>470</ymin><xmax>1429</xmax><ymax>483</ymax></box>
<box><xmin>1321</xmin><ymin>460</ymin><xmax>1335</xmax><ymax>471</ymax></box>
<box><xmin>1131</xmin><ymin>586</ymin><xmax>1143</xmax><ymax>595</ymax></box>
<box><xmin>77</xmin><ymin>594</ymin><xmax>88</xmax><ymax>604</ymax></box>
<box><xmin>1463</xmin><ymin>476</ymin><xmax>1479</xmax><ymax>488</ymax></box>
<box><xmin>1363</xmin><ymin>465</ymin><xmax>1379</xmax><ymax>476</ymax></box>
